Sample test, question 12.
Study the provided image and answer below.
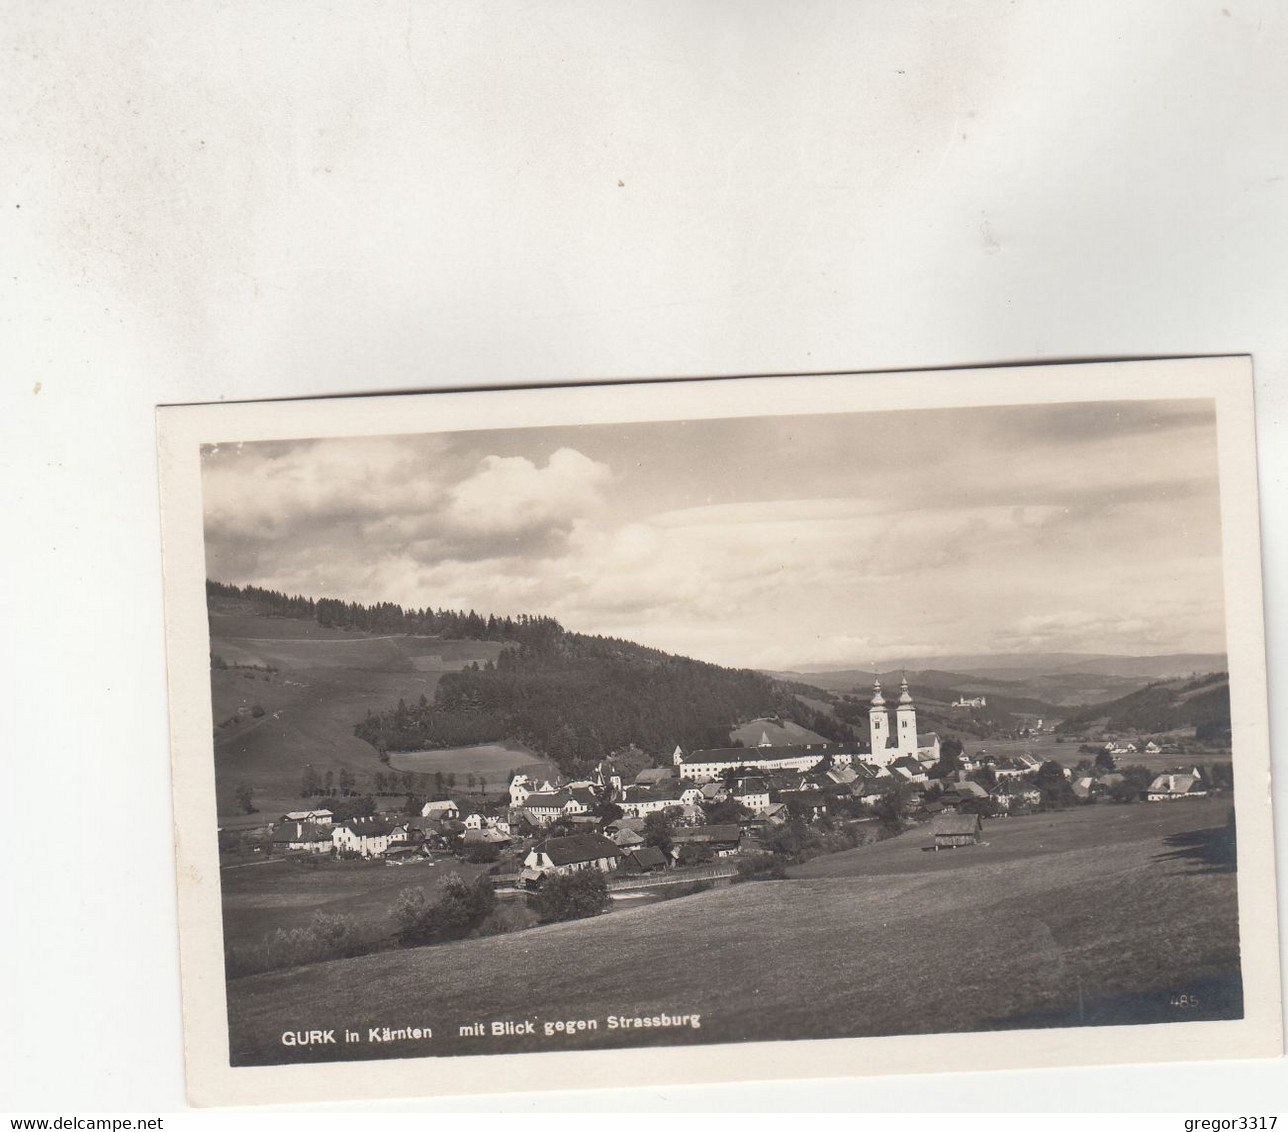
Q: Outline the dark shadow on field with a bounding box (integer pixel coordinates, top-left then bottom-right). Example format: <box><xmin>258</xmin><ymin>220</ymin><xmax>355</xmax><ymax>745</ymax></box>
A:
<box><xmin>1154</xmin><ymin>819</ymin><xmax>1238</xmax><ymax>875</ymax></box>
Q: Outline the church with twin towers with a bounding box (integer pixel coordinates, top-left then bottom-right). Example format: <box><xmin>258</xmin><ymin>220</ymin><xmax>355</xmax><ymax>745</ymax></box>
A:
<box><xmin>868</xmin><ymin>675</ymin><xmax>941</xmax><ymax>766</ymax></box>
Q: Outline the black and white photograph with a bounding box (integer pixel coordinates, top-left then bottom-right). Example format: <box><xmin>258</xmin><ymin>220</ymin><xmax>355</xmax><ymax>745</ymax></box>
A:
<box><xmin>156</xmin><ymin>359</ymin><xmax>1279</xmax><ymax>1105</ymax></box>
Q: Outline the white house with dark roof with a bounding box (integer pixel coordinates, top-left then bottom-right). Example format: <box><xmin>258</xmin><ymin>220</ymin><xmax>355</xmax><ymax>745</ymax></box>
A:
<box><xmin>521</xmin><ymin>790</ymin><xmax>590</xmax><ymax>825</ymax></box>
<box><xmin>1146</xmin><ymin>773</ymin><xmax>1208</xmax><ymax>802</ymax></box>
<box><xmin>523</xmin><ymin>833</ymin><xmax>623</xmax><ymax>878</ymax></box>
<box><xmin>280</xmin><ymin>809</ymin><xmax>333</xmax><ymax>825</ymax></box>
<box><xmin>331</xmin><ymin>815</ymin><xmax>396</xmax><ymax>858</ymax></box>
<box><xmin>420</xmin><ymin>799</ymin><xmax>460</xmax><ymax>820</ymax></box>
<box><xmin>271</xmin><ymin>821</ymin><xmax>333</xmax><ymax>853</ymax></box>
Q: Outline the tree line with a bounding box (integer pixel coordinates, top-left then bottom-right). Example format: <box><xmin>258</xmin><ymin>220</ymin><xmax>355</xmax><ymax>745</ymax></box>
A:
<box><xmin>206</xmin><ymin>579</ymin><xmax>563</xmax><ymax>648</ymax></box>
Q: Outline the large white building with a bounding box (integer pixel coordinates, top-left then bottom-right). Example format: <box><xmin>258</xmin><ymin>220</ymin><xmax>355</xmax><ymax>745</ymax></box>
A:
<box><xmin>674</xmin><ymin>737</ymin><xmax>856</xmax><ymax>784</ymax></box>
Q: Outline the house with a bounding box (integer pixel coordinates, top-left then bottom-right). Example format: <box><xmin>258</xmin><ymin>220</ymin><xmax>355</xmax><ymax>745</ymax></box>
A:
<box><xmin>279</xmin><ymin>809</ymin><xmax>333</xmax><ymax>825</ymax></box>
<box><xmin>421</xmin><ymin>800</ymin><xmax>460</xmax><ymax>821</ymax></box>
<box><xmin>634</xmin><ymin>766</ymin><xmax>678</xmax><ymax>787</ymax></box>
<box><xmin>270</xmin><ymin>821</ymin><xmax>333</xmax><ymax>854</ymax></box>
<box><xmin>890</xmin><ymin>757</ymin><xmax>928</xmax><ymax>785</ymax></box>
<box><xmin>779</xmin><ymin>789</ymin><xmax>830</xmax><ymax>817</ymax></box>
<box><xmin>523</xmin><ymin>833</ymin><xmax>623</xmax><ymax>878</ymax></box>
<box><xmin>617</xmin><ymin>783</ymin><xmax>701</xmax><ymax>818</ymax></box>
<box><xmin>956</xmin><ymin>780</ymin><xmax>989</xmax><ymax>800</ymax></box>
<box><xmin>521</xmin><ymin>790</ymin><xmax>590</xmax><ymax>824</ymax></box>
<box><xmin>730</xmin><ymin>777</ymin><xmax>771</xmax><ymax>813</ymax></box>
<box><xmin>825</xmin><ymin>765</ymin><xmax>859</xmax><ymax>788</ymax></box>
<box><xmin>619</xmin><ymin>846</ymin><xmax>669</xmax><ymax>874</ymax></box>
<box><xmin>931</xmin><ymin>813</ymin><xmax>983</xmax><ymax>849</ymax></box>
<box><xmin>991</xmin><ymin>781</ymin><xmax>1041</xmax><ymax>811</ymax></box>
<box><xmin>1146</xmin><ymin>773</ymin><xmax>1208</xmax><ymax>802</ymax></box>
<box><xmin>611</xmin><ymin>827</ymin><xmax>645</xmax><ymax>848</ymax></box>
<box><xmin>331</xmin><ymin>815</ymin><xmax>397</xmax><ymax>858</ymax></box>
<box><xmin>461</xmin><ymin>826</ymin><xmax>511</xmax><ymax>846</ymax></box>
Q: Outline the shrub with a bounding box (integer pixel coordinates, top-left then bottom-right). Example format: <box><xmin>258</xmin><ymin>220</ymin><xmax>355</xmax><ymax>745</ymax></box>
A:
<box><xmin>735</xmin><ymin>852</ymin><xmax>787</xmax><ymax>881</ymax></box>
<box><xmin>225</xmin><ymin>912</ymin><xmax>363</xmax><ymax>978</ymax></box>
<box><xmin>394</xmin><ymin>875</ymin><xmax>497</xmax><ymax>945</ymax></box>
<box><xmin>530</xmin><ymin>869</ymin><xmax>609</xmax><ymax>923</ymax></box>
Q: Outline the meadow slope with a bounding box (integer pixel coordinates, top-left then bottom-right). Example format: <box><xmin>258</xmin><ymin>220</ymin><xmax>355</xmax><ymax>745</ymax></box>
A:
<box><xmin>226</xmin><ymin>798</ymin><xmax>1239</xmax><ymax>1065</ymax></box>
<box><xmin>209</xmin><ymin>614</ymin><xmax>508</xmax><ymax>820</ymax></box>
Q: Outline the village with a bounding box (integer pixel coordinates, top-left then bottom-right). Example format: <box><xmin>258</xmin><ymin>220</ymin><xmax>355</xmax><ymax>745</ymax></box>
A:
<box><xmin>249</xmin><ymin>677</ymin><xmax>1221</xmax><ymax>892</ymax></box>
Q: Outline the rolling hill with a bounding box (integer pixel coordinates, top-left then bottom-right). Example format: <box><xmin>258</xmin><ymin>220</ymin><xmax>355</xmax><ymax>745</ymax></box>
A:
<box><xmin>208</xmin><ymin>612</ymin><xmax>516</xmax><ymax>821</ymax></box>
<box><xmin>224</xmin><ymin>798</ymin><xmax>1239</xmax><ymax>1066</ymax></box>
<box><xmin>1055</xmin><ymin>673</ymin><xmax>1231</xmax><ymax>738</ymax></box>
<box><xmin>207</xmin><ymin>582</ymin><xmax>852</xmax><ymax>820</ymax></box>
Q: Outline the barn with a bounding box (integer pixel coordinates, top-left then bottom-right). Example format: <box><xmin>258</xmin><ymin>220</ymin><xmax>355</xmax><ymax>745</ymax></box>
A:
<box><xmin>931</xmin><ymin>813</ymin><xmax>983</xmax><ymax>850</ymax></box>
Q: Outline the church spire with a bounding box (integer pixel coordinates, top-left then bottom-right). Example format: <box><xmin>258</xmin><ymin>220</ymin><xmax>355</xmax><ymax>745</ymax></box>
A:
<box><xmin>871</xmin><ymin>676</ymin><xmax>885</xmax><ymax>707</ymax></box>
<box><xmin>899</xmin><ymin>674</ymin><xmax>913</xmax><ymax>705</ymax></box>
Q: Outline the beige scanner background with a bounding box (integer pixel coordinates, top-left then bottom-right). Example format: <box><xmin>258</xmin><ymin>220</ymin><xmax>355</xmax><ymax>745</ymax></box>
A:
<box><xmin>5</xmin><ymin>0</ymin><xmax>1288</xmax><ymax>1112</ymax></box>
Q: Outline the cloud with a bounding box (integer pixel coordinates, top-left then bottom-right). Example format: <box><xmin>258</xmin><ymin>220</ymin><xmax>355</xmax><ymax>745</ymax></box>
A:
<box><xmin>446</xmin><ymin>447</ymin><xmax>612</xmax><ymax>536</ymax></box>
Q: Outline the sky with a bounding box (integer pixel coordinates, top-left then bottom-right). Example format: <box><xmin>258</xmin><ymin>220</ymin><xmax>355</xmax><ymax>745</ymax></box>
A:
<box><xmin>201</xmin><ymin>398</ymin><xmax>1227</xmax><ymax>670</ymax></box>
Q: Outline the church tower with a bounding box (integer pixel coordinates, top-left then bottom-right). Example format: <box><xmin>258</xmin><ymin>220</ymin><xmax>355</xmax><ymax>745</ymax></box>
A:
<box><xmin>868</xmin><ymin>678</ymin><xmax>891</xmax><ymax>765</ymax></box>
<box><xmin>896</xmin><ymin>675</ymin><xmax>918</xmax><ymax>757</ymax></box>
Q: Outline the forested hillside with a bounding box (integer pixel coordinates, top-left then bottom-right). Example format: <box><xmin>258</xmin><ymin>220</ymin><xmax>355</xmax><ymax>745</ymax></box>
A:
<box><xmin>1055</xmin><ymin>673</ymin><xmax>1230</xmax><ymax>738</ymax></box>
<box><xmin>208</xmin><ymin>581</ymin><xmax>854</xmax><ymax>776</ymax></box>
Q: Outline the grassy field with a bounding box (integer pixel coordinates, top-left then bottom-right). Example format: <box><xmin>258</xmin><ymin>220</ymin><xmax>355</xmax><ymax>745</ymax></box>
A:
<box><xmin>386</xmin><ymin>742</ymin><xmax>553</xmax><ymax>784</ymax></box>
<box><xmin>219</xmin><ymin>854</ymin><xmax>494</xmax><ymax>949</ymax></box>
<box><xmin>208</xmin><ymin>614</ymin><xmax>506</xmax><ymax>820</ymax></box>
<box><xmin>729</xmin><ymin>717</ymin><xmax>829</xmax><ymax>747</ymax></box>
<box><xmin>225</xmin><ymin>797</ymin><xmax>1240</xmax><ymax>1066</ymax></box>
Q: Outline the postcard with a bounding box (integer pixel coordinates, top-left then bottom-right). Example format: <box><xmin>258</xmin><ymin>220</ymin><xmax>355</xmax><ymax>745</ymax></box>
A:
<box><xmin>156</xmin><ymin>357</ymin><xmax>1280</xmax><ymax>1106</ymax></box>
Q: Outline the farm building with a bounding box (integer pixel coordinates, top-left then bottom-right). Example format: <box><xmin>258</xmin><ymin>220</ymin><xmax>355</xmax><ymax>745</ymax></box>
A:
<box><xmin>619</xmin><ymin>846</ymin><xmax>669</xmax><ymax>874</ymax></box>
<box><xmin>931</xmin><ymin>813</ymin><xmax>983</xmax><ymax>850</ymax></box>
<box><xmin>331</xmin><ymin>815</ymin><xmax>397</xmax><ymax>857</ymax></box>
<box><xmin>523</xmin><ymin>833</ymin><xmax>623</xmax><ymax>878</ymax></box>
<box><xmin>1146</xmin><ymin>773</ymin><xmax>1208</xmax><ymax>802</ymax></box>
<box><xmin>270</xmin><ymin>821</ymin><xmax>333</xmax><ymax>854</ymax></box>
<box><xmin>279</xmin><ymin>808</ymin><xmax>333</xmax><ymax>825</ymax></box>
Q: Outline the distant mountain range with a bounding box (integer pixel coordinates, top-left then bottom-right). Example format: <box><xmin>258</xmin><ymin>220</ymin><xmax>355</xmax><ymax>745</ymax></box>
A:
<box><xmin>778</xmin><ymin>652</ymin><xmax>1227</xmax><ymax>679</ymax></box>
<box><xmin>765</xmin><ymin>653</ymin><xmax>1228</xmax><ymax>710</ymax></box>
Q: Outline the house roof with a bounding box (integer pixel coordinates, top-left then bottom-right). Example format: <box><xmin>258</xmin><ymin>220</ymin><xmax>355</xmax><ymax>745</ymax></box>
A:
<box><xmin>932</xmin><ymin>814</ymin><xmax>982</xmax><ymax>836</ymax></box>
<box><xmin>681</xmin><ymin>743</ymin><xmax>861</xmax><ymax>766</ymax></box>
<box><xmin>422</xmin><ymin>800</ymin><xmax>457</xmax><ymax>812</ymax></box>
<box><xmin>634</xmin><ymin>767</ymin><xmax>677</xmax><ymax>784</ymax></box>
<box><xmin>612</xmin><ymin>828</ymin><xmax>645</xmax><ymax>847</ymax></box>
<box><xmin>524</xmin><ymin>790</ymin><xmax>572</xmax><ymax>808</ymax></box>
<box><xmin>271</xmin><ymin>821</ymin><xmax>332</xmax><ymax>844</ymax></box>
<box><xmin>672</xmin><ymin>824</ymin><xmax>741</xmax><ymax>844</ymax></box>
<box><xmin>779</xmin><ymin>789</ymin><xmax>828</xmax><ymax>808</ymax></box>
<box><xmin>341</xmin><ymin>815</ymin><xmax>397</xmax><ymax>836</ymax></box>
<box><xmin>1149</xmin><ymin>774</ymin><xmax>1197</xmax><ymax>794</ymax></box>
<box><xmin>535</xmin><ymin>833</ymin><xmax>623</xmax><ymax>866</ymax></box>
<box><xmin>462</xmin><ymin>826</ymin><xmax>510</xmax><ymax>844</ymax></box>
<box><xmin>568</xmin><ymin>787</ymin><xmax>599</xmax><ymax>806</ymax></box>
<box><xmin>622</xmin><ymin>846</ymin><xmax>668</xmax><ymax>870</ymax></box>
<box><xmin>917</xmin><ymin>732</ymin><xmax>940</xmax><ymax>746</ymax></box>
